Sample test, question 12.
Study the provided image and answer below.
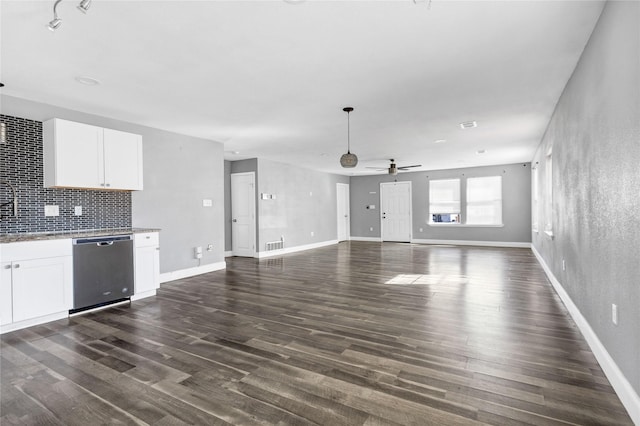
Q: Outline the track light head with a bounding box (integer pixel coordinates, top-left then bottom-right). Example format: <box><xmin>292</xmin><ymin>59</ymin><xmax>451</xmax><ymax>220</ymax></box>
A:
<box><xmin>47</xmin><ymin>17</ymin><xmax>62</xmax><ymax>31</ymax></box>
<box><xmin>77</xmin><ymin>0</ymin><xmax>91</xmax><ymax>14</ymax></box>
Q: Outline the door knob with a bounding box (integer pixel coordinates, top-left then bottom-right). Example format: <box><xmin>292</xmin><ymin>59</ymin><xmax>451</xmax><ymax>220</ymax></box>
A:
<box><xmin>232</xmin><ymin>219</ymin><xmax>237</xmax><ymax>222</ymax></box>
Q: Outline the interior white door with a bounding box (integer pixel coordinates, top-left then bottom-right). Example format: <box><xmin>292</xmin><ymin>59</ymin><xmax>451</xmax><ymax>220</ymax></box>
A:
<box><xmin>380</xmin><ymin>181</ymin><xmax>412</xmax><ymax>242</ymax></box>
<box><xmin>231</xmin><ymin>172</ymin><xmax>256</xmax><ymax>257</ymax></box>
<box><xmin>336</xmin><ymin>183</ymin><xmax>350</xmax><ymax>242</ymax></box>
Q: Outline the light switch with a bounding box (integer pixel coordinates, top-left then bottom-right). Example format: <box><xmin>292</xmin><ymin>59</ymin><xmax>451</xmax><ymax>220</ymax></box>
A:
<box><xmin>74</xmin><ymin>206</ymin><xmax>83</xmax><ymax>216</ymax></box>
<box><xmin>44</xmin><ymin>205</ymin><xmax>59</xmax><ymax>216</ymax></box>
<box><xmin>202</xmin><ymin>199</ymin><xmax>213</xmax><ymax>207</ymax></box>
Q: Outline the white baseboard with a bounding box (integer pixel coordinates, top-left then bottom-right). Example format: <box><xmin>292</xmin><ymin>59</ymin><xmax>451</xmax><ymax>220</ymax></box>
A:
<box><xmin>411</xmin><ymin>238</ymin><xmax>531</xmax><ymax>248</ymax></box>
<box><xmin>131</xmin><ymin>289</ymin><xmax>157</xmax><ymax>301</ymax></box>
<box><xmin>256</xmin><ymin>240</ymin><xmax>338</xmax><ymax>258</ymax></box>
<box><xmin>159</xmin><ymin>261</ymin><xmax>226</xmax><ymax>283</ymax></box>
<box><xmin>1</xmin><ymin>311</ymin><xmax>69</xmax><ymax>335</ymax></box>
<box><xmin>349</xmin><ymin>236</ymin><xmax>382</xmax><ymax>242</ymax></box>
<box><xmin>531</xmin><ymin>245</ymin><xmax>640</xmax><ymax>425</ymax></box>
<box><xmin>224</xmin><ymin>251</ymin><xmax>232</xmax><ymax>258</ymax></box>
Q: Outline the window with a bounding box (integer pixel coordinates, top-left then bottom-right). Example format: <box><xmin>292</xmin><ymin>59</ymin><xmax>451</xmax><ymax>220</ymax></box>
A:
<box><xmin>532</xmin><ymin>166</ymin><xmax>539</xmax><ymax>232</ymax></box>
<box><xmin>429</xmin><ymin>179</ymin><xmax>460</xmax><ymax>223</ymax></box>
<box><xmin>466</xmin><ymin>176</ymin><xmax>502</xmax><ymax>225</ymax></box>
<box><xmin>544</xmin><ymin>150</ymin><xmax>553</xmax><ymax>234</ymax></box>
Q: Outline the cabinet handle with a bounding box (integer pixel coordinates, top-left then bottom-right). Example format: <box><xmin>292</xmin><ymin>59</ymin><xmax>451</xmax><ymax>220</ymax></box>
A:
<box><xmin>155</xmin><ymin>247</ymin><xmax>160</xmax><ymax>251</ymax></box>
<box><xmin>145</xmin><ymin>236</ymin><xmax>151</xmax><ymax>239</ymax></box>
<box><xmin>4</xmin><ymin>265</ymin><xmax>11</xmax><ymax>269</ymax></box>
<box><xmin>14</xmin><ymin>264</ymin><xmax>20</xmax><ymax>269</ymax></box>
<box><xmin>106</xmin><ymin>183</ymin><xmax>111</xmax><ymax>187</ymax></box>
<box><xmin>100</xmin><ymin>183</ymin><xmax>105</xmax><ymax>187</ymax></box>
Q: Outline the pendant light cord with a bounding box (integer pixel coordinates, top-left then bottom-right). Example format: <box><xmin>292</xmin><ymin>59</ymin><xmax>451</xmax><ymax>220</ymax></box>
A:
<box><xmin>347</xmin><ymin>111</ymin><xmax>351</xmax><ymax>154</ymax></box>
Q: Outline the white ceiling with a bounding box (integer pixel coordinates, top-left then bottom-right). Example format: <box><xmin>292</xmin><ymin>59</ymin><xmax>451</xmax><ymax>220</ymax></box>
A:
<box><xmin>0</xmin><ymin>0</ymin><xmax>604</xmax><ymax>175</ymax></box>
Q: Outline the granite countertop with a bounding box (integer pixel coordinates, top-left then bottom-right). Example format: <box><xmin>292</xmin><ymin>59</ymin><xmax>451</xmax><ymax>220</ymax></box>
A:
<box><xmin>0</xmin><ymin>228</ymin><xmax>161</xmax><ymax>244</ymax></box>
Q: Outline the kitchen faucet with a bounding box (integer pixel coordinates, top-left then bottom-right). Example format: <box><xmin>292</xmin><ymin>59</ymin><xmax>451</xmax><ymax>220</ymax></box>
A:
<box><xmin>0</xmin><ymin>180</ymin><xmax>18</xmax><ymax>219</ymax></box>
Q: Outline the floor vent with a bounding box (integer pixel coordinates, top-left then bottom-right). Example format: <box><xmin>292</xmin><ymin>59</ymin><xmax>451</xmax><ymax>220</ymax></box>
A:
<box><xmin>265</xmin><ymin>238</ymin><xmax>284</xmax><ymax>251</ymax></box>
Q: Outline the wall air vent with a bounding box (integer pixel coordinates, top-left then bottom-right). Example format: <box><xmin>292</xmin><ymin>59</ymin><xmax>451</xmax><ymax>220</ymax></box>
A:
<box><xmin>460</xmin><ymin>121</ymin><xmax>478</xmax><ymax>129</ymax></box>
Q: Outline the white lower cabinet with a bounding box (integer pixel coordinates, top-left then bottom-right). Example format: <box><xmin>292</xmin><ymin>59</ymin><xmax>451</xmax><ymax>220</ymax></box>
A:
<box><xmin>0</xmin><ymin>239</ymin><xmax>73</xmax><ymax>333</ymax></box>
<box><xmin>1</xmin><ymin>262</ymin><xmax>13</xmax><ymax>326</ymax></box>
<box><xmin>133</xmin><ymin>232</ymin><xmax>160</xmax><ymax>299</ymax></box>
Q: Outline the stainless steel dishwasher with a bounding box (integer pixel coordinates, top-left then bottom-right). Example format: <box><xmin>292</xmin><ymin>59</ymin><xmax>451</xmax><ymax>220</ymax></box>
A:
<box><xmin>72</xmin><ymin>235</ymin><xmax>134</xmax><ymax>313</ymax></box>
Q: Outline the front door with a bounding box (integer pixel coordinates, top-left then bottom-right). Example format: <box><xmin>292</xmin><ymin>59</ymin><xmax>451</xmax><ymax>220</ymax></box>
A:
<box><xmin>231</xmin><ymin>172</ymin><xmax>256</xmax><ymax>257</ymax></box>
<box><xmin>380</xmin><ymin>181</ymin><xmax>412</xmax><ymax>242</ymax></box>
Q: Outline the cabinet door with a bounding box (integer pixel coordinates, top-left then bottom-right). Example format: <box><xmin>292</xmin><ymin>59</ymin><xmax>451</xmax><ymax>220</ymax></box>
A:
<box><xmin>135</xmin><ymin>245</ymin><xmax>160</xmax><ymax>294</ymax></box>
<box><xmin>103</xmin><ymin>128</ymin><xmax>143</xmax><ymax>190</ymax></box>
<box><xmin>47</xmin><ymin>119</ymin><xmax>104</xmax><ymax>189</ymax></box>
<box><xmin>0</xmin><ymin>262</ymin><xmax>12</xmax><ymax>326</ymax></box>
<box><xmin>12</xmin><ymin>257</ymin><xmax>72</xmax><ymax>322</ymax></box>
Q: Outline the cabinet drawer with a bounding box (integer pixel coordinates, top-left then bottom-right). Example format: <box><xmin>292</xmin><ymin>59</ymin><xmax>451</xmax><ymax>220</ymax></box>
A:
<box><xmin>134</xmin><ymin>232</ymin><xmax>159</xmax><ymax>248</ymax></box>
<box><xmin>1</xmin><ymin>239</ymin><xmax>72</xmax><ymax>261</ymax></box>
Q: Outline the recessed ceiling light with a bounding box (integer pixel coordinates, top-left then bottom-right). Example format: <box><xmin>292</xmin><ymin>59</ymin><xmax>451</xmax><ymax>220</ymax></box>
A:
<box><xmin>75</xmin><ymin>76</ymin><xmax>100</xmax><ymax>86</ymax></box>
<box><xmin>460</xmin><ymin>121</ymin><xmax>478</xmax><ymax>129</ymax></box>
<box><xmin>476</xmin><ymin>149</ymin><xmax>486</xmax><ymax>154</ymax></box>
<box><xmin>434</xmin><ymin>139</ymin><xmax>446</xmax><ymax>144</ymax></box>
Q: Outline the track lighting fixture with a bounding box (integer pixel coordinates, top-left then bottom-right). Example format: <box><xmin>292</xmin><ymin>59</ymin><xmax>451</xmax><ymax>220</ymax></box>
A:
<box><xmin>77</xmin><ymin>0</ymin><xmax>91</xmax><ymax>14</ymax></box>
<box><xmin>47</xmin><ymin>0</ymin><xmax>92</xmax><ymax>32</ymax></box>
<box><xmin>47</xmin><ymin>0</ymin><xmax>63</xmax><ymax>32</ymax></box>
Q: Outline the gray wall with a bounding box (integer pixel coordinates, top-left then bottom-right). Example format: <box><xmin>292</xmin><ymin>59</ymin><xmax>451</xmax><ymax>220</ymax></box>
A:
<box><xmin>532</xmin><ymin>1</ymin><xmax>639</xmax><ymax>395</ymax></box>
<box><xmin>257</xmin><ymin>159</ymin><xmax>349</xmax><ymax>251</ymax></box>
<box><xmin>1</xmin><ymin>95</ymin><xmax>226</xmax><ymax>274</ymax></box>
<box><xmin>225</xmin><ymin>158</ymin><xmax>348</xmax><ymax>253</ymax></box>
<box><xmin>350</xmin><ymin>163</ymin><xmax>531</xmax><ymax>243</ymax></box>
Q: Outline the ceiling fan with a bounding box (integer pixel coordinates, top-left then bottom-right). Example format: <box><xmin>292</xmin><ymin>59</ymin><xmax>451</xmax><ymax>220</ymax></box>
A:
<box><xmin>367</xmin><ymin>159</ymin><xmax>422</xmax><ymax>175</ymax></box>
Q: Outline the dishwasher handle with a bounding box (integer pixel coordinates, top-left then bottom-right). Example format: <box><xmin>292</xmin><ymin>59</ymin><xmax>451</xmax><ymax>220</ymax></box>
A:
<box><xmin>97</xmin><ymin>241</ymin><xmax>114</xmax><ymax>247</ymax></box>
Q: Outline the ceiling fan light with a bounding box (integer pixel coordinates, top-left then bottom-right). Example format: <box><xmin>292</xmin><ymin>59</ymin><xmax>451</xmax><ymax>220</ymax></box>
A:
<box><xmin>340</xmin><ymin>152</ymin><xmax>358</xmax><ymax>168</ymax></box>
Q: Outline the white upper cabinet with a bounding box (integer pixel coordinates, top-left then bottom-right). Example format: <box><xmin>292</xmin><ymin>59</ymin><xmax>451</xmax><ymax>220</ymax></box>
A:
<box><xmin>43</xmin><ymin>118</ymin><xmax>143</xmax><ymax>191</ymax></box>
<box><xmin>103</xmin><ymin>128</ymin><xmax>143</xmax><ymax>190</ymax></box>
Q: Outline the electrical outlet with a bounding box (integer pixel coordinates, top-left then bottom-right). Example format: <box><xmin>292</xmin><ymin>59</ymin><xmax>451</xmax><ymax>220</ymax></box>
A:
<box><xmin>74</xmin><ymin>206</ymin><xmax>82</xmax><ymax>216</ymax></box>
<box><xmin>612</xmin><ymin>304</ymin><xmax>618</xmax><ymax>325</ymax></box>
<box><xmin>44</xmin><ymin>205</ymin><xmax>59</xmax><ymax>216</ymax></box>
<box><xmin>202</xmin><ymin>199</ymin><xmax>213</xmax><ymax>207</ymax></box>
<box><xmin>310</xmin><ymin>231</ymin><xmax>314</xmax><ymax>237</ymax></box>
<box><xmin>562</xmin><ymin>259</ymin><xmax>566</xmax><ymax>271</ymax></box>
<box><xmin>419</xmin><ymin>228</ymin><xmax>423</xmax><ymax>232</ymax></box>
<box><xmin>369</xmin><ymin>227</ymin><xmax>374</xmax><ymax>232</ymax></box>
<box><xmin>194</xmin><ymin>246</ymin><xmax>203</xmax><ymax>259</ymax></box>
<box><xmin>207</xmin><ymin>244</ymin><xmax>213</xmax><ymax>252</ymax></box>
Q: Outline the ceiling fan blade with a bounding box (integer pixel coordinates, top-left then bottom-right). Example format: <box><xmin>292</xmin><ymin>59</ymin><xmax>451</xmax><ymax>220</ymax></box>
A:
<box><xmin>397</xmin><ymin>164</ymin><xmax>422</xmax><ymax>170</ymax></box>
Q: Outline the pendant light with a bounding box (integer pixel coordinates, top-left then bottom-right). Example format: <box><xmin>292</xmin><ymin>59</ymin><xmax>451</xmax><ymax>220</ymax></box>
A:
<box><xmin>339</xmin><ymin>107</ymin><xmax>358</xmax><ymax>168</ymax></box>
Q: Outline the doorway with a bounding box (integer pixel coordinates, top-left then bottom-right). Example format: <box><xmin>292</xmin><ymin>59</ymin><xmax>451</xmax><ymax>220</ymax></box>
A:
<box><xmin>336</xmin><ymin>183</ymin><xmax>350</xmax><ymax>242</ymax></box>
<box><xmin>380</xmin><ymin>181</ymin><xmax>412</xmax><ymax>242</ymax></box>
<box><xmin>231</xmin><ymin>172</ymin><xmax>256</xmax><ymax>257</ymax></box>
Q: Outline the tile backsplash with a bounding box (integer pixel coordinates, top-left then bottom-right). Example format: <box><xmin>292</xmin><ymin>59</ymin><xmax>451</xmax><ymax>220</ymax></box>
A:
<box><xmin>0</xmin><ymin>114</ymin><xmax>132</xmax><ymax>234</ymax></box>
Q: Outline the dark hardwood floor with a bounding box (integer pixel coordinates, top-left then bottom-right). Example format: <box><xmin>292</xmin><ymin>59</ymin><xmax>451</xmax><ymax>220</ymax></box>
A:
<box><xmin>1</xmin><ymin>242</ymin><xmax>633</xmax><ymax>425</ymax></box>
